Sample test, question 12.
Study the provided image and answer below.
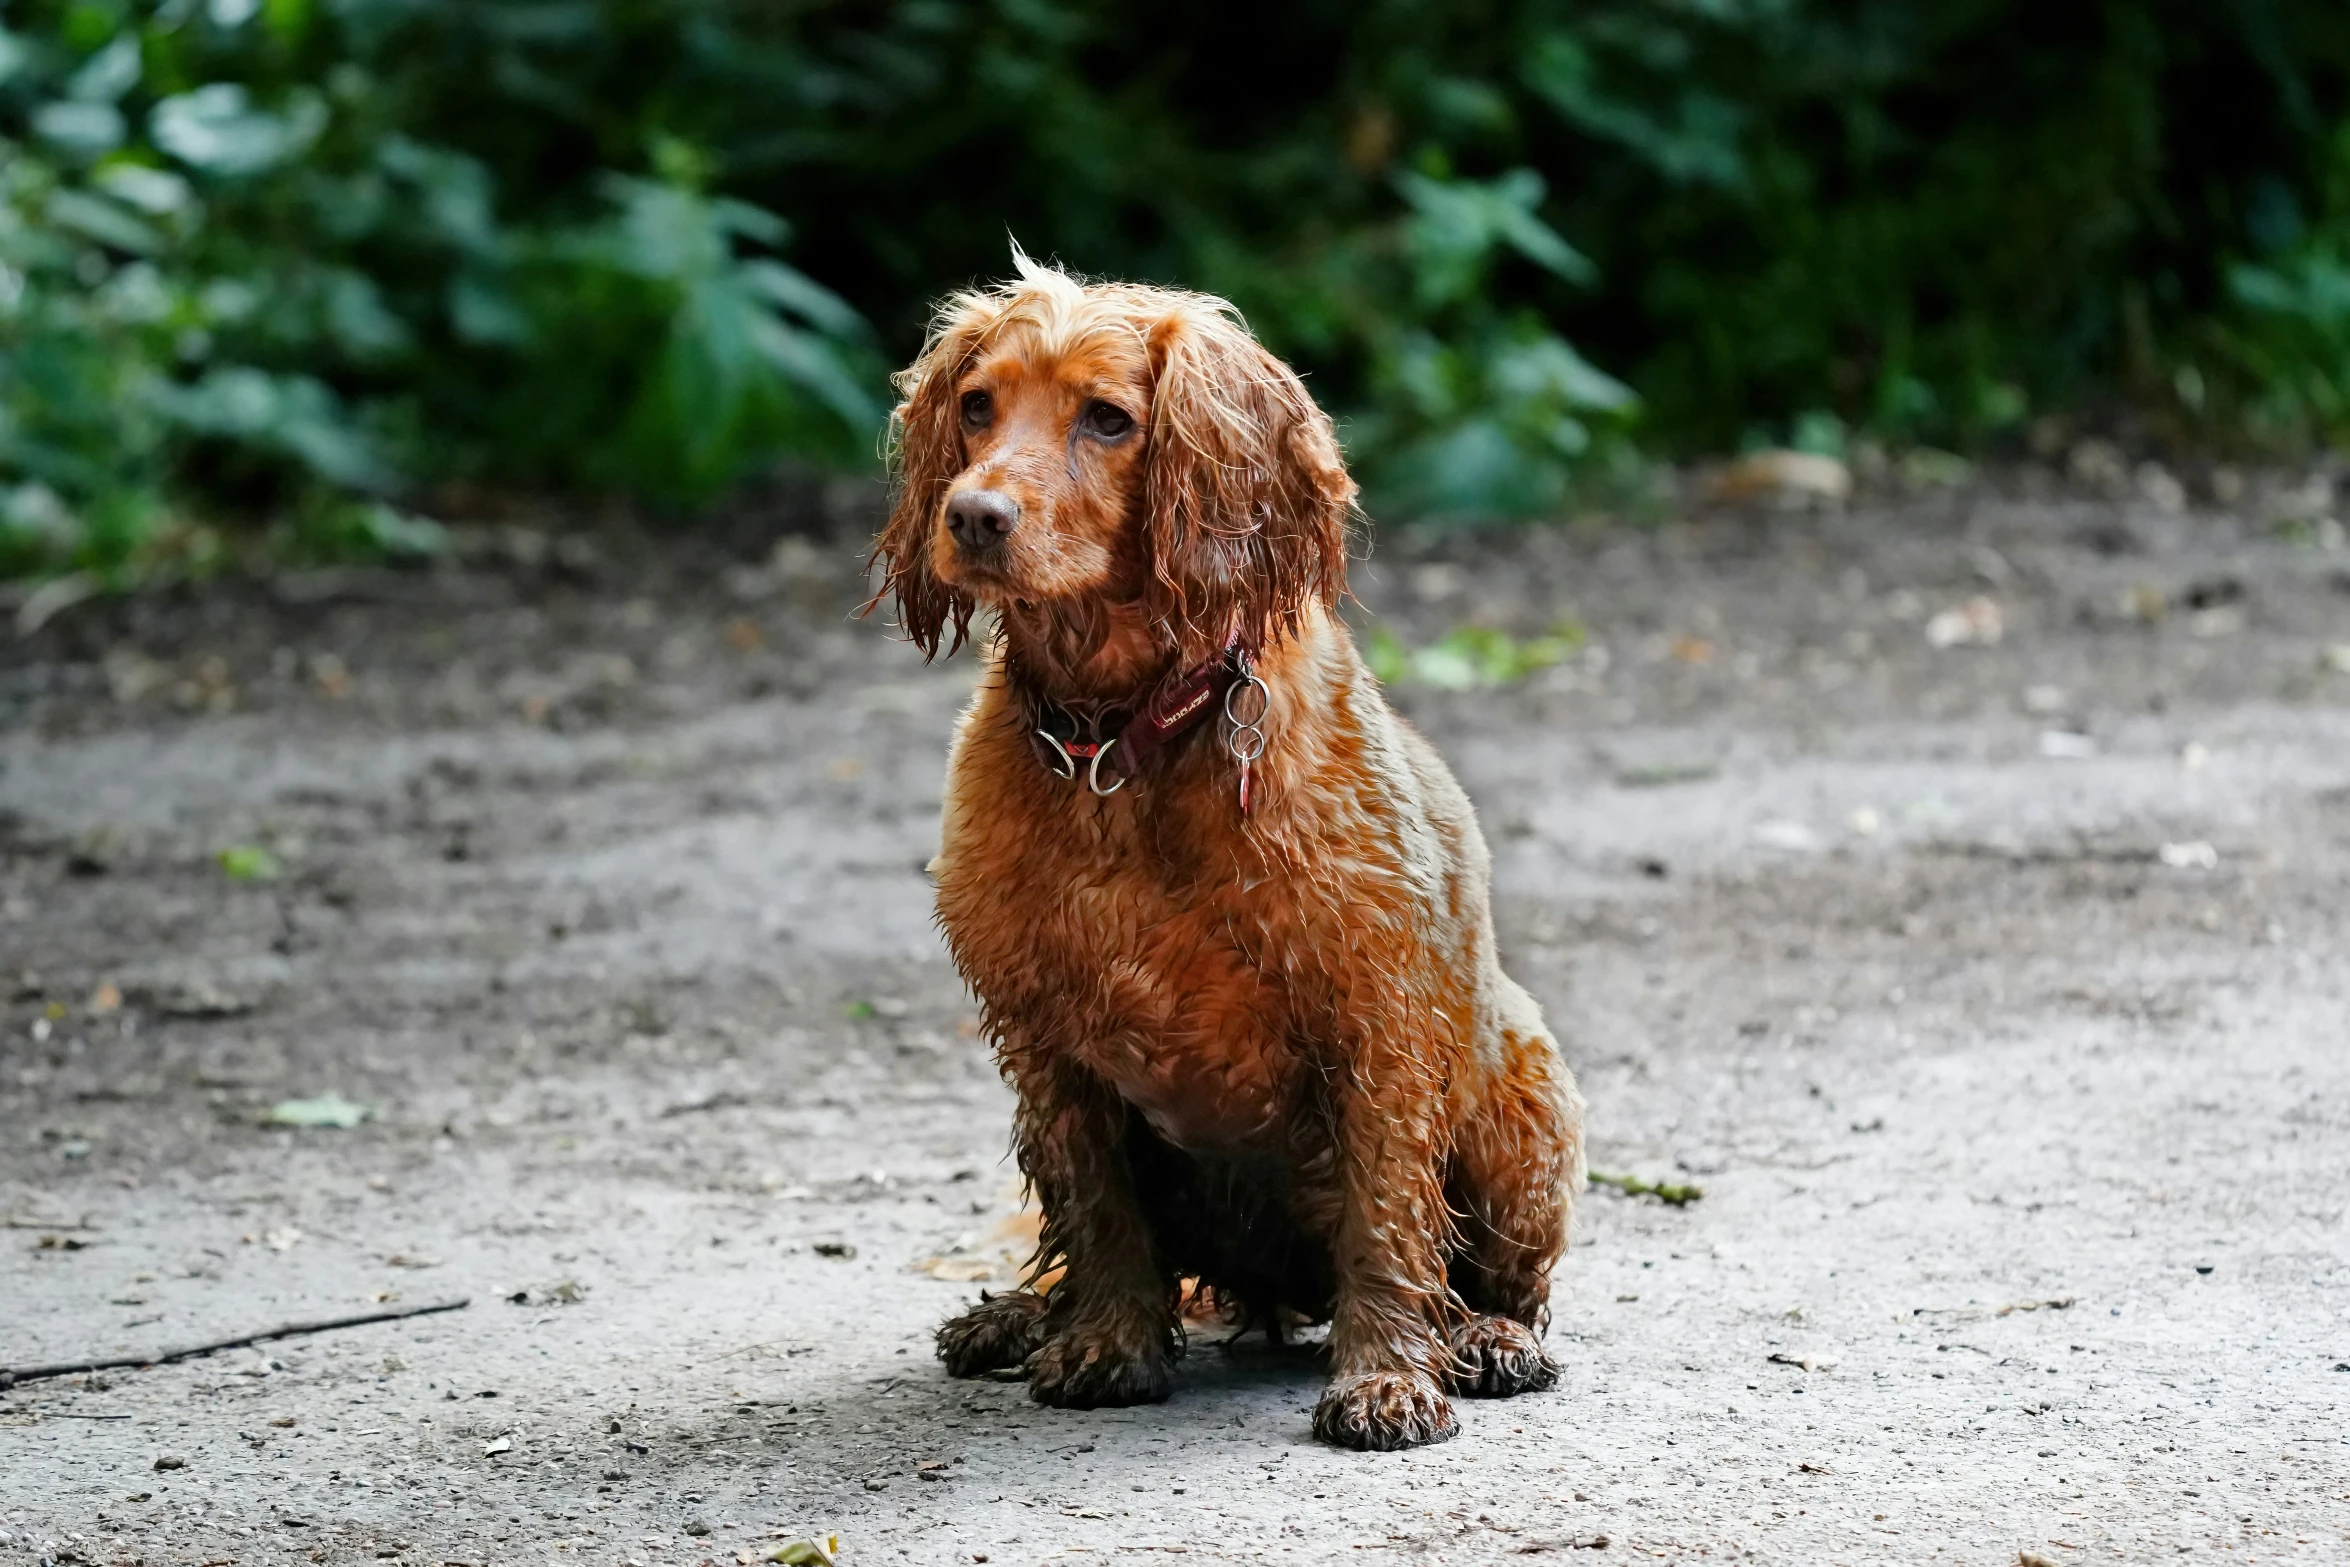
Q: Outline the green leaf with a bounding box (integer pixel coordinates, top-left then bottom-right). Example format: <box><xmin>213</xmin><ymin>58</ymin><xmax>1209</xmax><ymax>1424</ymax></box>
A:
<box><xmin>153</xmin><ymin>368</ymin><xmax>393</xmax><ymax>490</ymax></box>
<box><xmin>32</xmin><ymin>101</ymin><xmax>127</xmax><ymax>155</ymax></box>
<box><xmin>218</xmin><ymin>844</ymin><xmax>281</xmax><ymax>880</ymax></box>
<box><xmin>44</xmin><ymin>187</ymin><xmax>156</xmax><ymax>252</ymax></box>
<box><xmin>150</xmin><ymin>85</ymin><xmax>327</xmax><ymax>177</ymax></box>
<box><xmin>267</xmin><ymin>1094</ymin><xmax>371</xmax><ymax>1129</ymax></box>
<box><xmin>65</xmin><ymin>34</ymin><xmax>141</xmax><ymax>103</ymax></box>
<box><xmin>93</xmin><ymin>164</ymin><xmax>195</xmax><ymax>216</ymax></box>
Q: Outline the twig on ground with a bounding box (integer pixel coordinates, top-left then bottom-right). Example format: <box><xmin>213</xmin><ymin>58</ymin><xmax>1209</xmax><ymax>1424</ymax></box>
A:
<box><xmin>1588</xmin><ymin>1170</ymin><xmax>1704</xmax><ymax>1206</ymax></box>
<box><xmin>0</xmin><ymin>1297</ymin><xmax>470</xmax><ymax>1389</ymax></box>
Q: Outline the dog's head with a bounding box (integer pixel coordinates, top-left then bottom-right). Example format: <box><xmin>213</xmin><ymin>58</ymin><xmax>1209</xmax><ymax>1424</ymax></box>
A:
<box><xmin>866</xmin><ymin>252</ymin><xmax>1356</xmax><ymax>665</ymax></box>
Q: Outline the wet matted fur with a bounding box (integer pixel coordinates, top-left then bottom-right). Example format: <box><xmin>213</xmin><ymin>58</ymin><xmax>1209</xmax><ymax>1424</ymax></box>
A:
<box><xmin>866</xmin><ymin>254</ymin><xmax>1584</xmax><ymax>1451</ymax></box>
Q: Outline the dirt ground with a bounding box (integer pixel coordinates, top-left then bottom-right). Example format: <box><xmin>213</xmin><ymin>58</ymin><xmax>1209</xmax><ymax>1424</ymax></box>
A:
<box><xmin>2</xmin><ymin>471</ymin><xmax>2347</xmax><ymax>1567</ymax></box>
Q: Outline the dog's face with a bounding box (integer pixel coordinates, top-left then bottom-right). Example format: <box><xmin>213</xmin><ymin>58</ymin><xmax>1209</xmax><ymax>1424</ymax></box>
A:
<box><xmin>925</xmin><ymin>322</ymin><xmax>1155</xmax><ymax>608</ymax></box>
<box><xmin>867</xmin><ymin>258</ymin><xmax>1357</xmax><ymax>668</ymax></box>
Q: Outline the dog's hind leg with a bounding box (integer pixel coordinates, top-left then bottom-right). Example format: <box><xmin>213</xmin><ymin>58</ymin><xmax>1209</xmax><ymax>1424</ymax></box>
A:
<box><xmin>1445</xmin><ymin>1007</ymin><xmax>1583</xmax><ymax>1398</ymax></box>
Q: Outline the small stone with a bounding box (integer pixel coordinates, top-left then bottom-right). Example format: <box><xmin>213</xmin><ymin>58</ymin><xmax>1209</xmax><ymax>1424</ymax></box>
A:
<box><xmin>153</xmin><ymin>1455</ymin><xmax>186</xmax><ymax>1471</ymax></box>
<box><xmin>684</xmin><ymin>1520</ymin><xmax>712</xmax><ymax>1537</ymax></box>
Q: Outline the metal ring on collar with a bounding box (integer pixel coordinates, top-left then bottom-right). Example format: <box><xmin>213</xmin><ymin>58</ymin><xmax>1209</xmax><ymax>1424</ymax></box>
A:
<box><xmin>1086</xmin><ymin>737</ymin><xmax>1127</xmax><ymax>796</ymax></box>
<box><xmin>1223</xmin><ymin>673</ymin><xmax>1270</xmax><ymax>728</ymax></box>
<box><xmin>1036</xmin><ymin>729</ymin><xmax>1078</xmax><ymax>780</ymax></box>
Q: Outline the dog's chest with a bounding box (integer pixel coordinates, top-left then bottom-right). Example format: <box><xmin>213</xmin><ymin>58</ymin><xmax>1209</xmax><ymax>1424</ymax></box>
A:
<box><xmin>936</xmin><ymin>776</ymin><xmax>1296</xmax><ymax>1152</ymax></box>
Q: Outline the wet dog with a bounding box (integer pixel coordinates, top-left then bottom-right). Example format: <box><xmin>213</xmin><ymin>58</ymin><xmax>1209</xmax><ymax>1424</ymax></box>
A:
<box><xmin>864</xmin><ymin>253</ymin><xmax>1583</xmax><ymax>1450</ymax></box>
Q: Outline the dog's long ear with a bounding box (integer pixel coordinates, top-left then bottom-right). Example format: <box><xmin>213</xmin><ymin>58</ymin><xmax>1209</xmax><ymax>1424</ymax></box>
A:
<box><xmin>863</xmin><ymin>307</ymin><xmax>986</xmax><ymax>658</ymax></box>
<box><xmin>1140</xmin><ymin>305</ymin><xmax>1356</xmax><ymax>666</ymax></box>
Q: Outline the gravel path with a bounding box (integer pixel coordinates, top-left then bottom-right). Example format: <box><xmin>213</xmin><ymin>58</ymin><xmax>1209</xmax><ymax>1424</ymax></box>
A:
<box><xmin>2</xmin><ymin>482</ymin><xmax>2346</xmax><ymax>1566</ymax></box>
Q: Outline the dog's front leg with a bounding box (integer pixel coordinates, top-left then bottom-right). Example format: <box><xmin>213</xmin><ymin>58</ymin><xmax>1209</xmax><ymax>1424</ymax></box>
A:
<box><xmin>1311</xmin><ymin>1028</ymin><xmax>1461</xmax><ymax>1451</ymax></box>
<box><xmin>1013</xmin><ymin>1054</ymin><xmax>1175</xmax><ymax>1408</ymax></box>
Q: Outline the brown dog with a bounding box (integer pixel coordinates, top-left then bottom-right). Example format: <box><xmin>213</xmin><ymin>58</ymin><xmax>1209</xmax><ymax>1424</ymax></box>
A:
<box><xmin>865</xmin><ymin>254</ymin><xmax>1583</xmax><ymax>1451</ymax></box>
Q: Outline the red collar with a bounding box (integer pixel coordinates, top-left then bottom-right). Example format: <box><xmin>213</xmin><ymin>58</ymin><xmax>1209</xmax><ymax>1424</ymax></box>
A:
<box><xmin>1019</xmin><ymin>635</ymin><xmax>1264</xmax><ymax>808</ymax></box>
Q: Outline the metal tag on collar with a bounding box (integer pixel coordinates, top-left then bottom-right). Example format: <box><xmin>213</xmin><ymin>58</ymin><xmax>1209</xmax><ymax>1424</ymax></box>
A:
<box><xmin>1224</xmin><ymin>650</ymin><xmax>1269</xmax><ymax>814</ymax></box>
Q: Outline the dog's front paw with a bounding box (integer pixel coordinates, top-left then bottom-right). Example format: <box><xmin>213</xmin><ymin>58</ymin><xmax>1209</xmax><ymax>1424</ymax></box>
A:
<box><xmin>1313</xmin><ymin>1371</ymin><xmax>1459</xmax><ymax>1451</ymax></box>
<box><xmin>937</xmin><ymin>1291</ymin><xmax>1049</xmax><ymax>1377</ymax></box>
<box><xmin>1026</xmin><ymin>1327</ymin><xmax>1172</xmax><ymax>1409</ymax></box>
<box><xmin>1447</xmin><ymin>1314</ymin><xmax>1558</xmax><ymax>1398</ymax></box>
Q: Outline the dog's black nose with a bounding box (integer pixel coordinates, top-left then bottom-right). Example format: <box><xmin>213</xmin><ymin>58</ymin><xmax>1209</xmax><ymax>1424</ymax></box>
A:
<box><xmin>945</xmin><ymin>489</ymin><xmax>1018</xmax><ymax>552</ymax></box>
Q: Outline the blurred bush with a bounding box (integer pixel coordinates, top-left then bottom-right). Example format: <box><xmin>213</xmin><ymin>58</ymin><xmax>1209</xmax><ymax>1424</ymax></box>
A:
<box><xmin>3</xmin><ymin>1</ymin><xmax>2348</xmax><ymax>577</ymax></box>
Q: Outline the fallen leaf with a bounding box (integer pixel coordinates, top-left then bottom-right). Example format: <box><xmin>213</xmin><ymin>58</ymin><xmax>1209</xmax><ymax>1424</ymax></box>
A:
<box><xmin>145</xmin><ymin>980</ymin><xmax>254</xmax><ymax>1019</ymax></box>
<box><xmin>1752</xmin><ymin>819</ymin><xmax>1821</xmax><ymax>852</ymax></box>
<box><xmin>914</xmin><ymin>1256</ymin><xmax>998</xmax><ymax>1282</ymax></box>
<box><xmin>765</xmin><ymin>1539</ymin><xmax>837</xmax><ymax>1567</ymax></box>
<box><xmin>267</xmin><ymin>1095</ymin><xmax>370</xmax><ymax>1129</ymax></box>
<box><xmin>507</xmin><ymin>1279</ymin><xmax>587</xmax><ymax>1306</ymax></box>
<box><xmin>217</xmin><ymin>845</ymin><xmax>281</xmax><ymax>882</ymax></box>
<box><xmin>1925</xmin><ymin>596</ymin><xmax>2003</xmax><ymax>649</ymax></box>
<box><xmin>1587</xmin><ymin>1171</ymin><xmax>1703</xmax><ymax>1206</ymax></box>
<box><xmin>1705</xmin><ymin>450</ymin><xmax>1852</xmax><ymax>508</ymax></box>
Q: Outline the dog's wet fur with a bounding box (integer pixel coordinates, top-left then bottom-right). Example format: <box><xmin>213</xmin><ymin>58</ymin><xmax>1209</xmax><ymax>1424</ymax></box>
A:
<box><xmin>871</xmin><ymin>255</ymin><xmax>1583</xmax><ymax>1451</ymax></box>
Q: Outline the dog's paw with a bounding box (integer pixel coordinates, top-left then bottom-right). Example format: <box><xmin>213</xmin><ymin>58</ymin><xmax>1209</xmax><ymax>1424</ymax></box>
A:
<box><xmin>1312</xmin><ymin>1370</ymin><xmax>1459</xmax><ymax>1451</ymax></box>
<box><xmin>1025</xmin><ymin>1328</ymin><xmax>1172</xmax><ymax>1409</ymax></box>
<box><xmin>1446</xmin><ymin>1314</ymin><xmax>1559</xmax><ymax>1398</ymax></box>
<box><xmin>936</xmin><ymin>1291</ymin><xmax>1049</xmax><ymax>1378</ymax></box>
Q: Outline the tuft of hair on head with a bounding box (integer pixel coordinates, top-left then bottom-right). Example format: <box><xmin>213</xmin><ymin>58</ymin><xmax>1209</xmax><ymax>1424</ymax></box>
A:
<box><xmin>1007</xmin><ymin>236</ymin><xmax>1052</xmax><ymax>286</ymax></box>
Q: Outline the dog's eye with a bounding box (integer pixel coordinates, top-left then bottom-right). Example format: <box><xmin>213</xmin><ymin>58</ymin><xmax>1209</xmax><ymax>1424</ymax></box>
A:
<box><xmin>1082</xmin><ymin>400</ymin><xmax>1135</xmax><ymax>439</ymax></box>
<box><xmin>960</xmin><ymin>390</ymin><xmax>993</xmax><ymax>430</ymax></box>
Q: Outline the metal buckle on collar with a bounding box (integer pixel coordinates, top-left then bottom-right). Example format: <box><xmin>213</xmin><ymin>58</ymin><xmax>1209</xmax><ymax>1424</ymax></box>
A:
<box><xmin>1036</xmin><ymin>728</ymin><xmax>1080</xmax><ymax>780</ymax></box>
<box><xmin>1085</xmin><ymin>736</ymin><xmax>1126</xmax><ymax>797</ymax></box>
<box><xmin>1036</xmin><ymin>727</ymin><xmax>1127</xmax><ymax>796</ymax></box>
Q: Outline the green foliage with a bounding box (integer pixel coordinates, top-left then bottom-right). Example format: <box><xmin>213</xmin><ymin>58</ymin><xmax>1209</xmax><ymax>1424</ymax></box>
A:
<box><xmin>4</xmin><ymin>1</ymin><xmax>2350</xmax><ymax>579</ymax></box>
<box><xmin>1366</xmin><ymin>620</ymin><xmax>1587</xmax><ymax>690</ymax></box>
<box><xmin>0</xmin><ymin>0</ymin><xmax>880</xmax><ymax>577</ymax></box>
<box><xmin>2210</xmin><ymin>124</ymin><xmax>2350</xmax><ymax>446</ymax></box>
